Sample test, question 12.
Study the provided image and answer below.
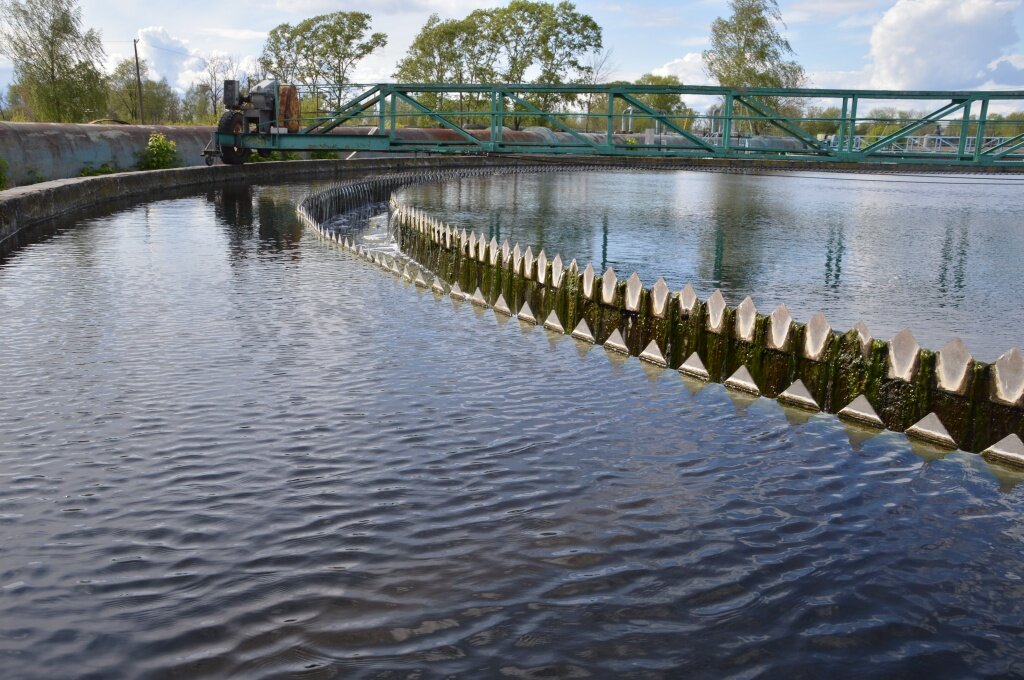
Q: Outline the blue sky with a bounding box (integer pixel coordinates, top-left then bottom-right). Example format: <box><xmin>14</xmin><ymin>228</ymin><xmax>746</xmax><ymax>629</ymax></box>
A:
<box><xmin>3</xmin><ymin>0</ymin><xmax>1024</xmax><ymax>99</ymax></box>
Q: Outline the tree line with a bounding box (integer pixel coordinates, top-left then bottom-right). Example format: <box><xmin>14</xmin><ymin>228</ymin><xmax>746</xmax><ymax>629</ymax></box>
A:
<box><xmin>4</xmin><ymin>0</ymin><xmax>1021</xmax><ymax>139</ymax></box>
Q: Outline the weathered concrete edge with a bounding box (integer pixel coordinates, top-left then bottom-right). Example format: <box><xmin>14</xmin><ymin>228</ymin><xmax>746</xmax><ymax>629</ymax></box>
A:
<box><xmin>0</xmin><ymin>157</ymin><xmax>540</xmax><ymax>260</ymax></box>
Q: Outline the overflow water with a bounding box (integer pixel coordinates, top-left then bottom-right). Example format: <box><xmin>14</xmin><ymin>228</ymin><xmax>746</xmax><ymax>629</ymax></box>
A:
<box><xmin>0</xmin><ymin>178</ymin><xmax>1023</xmax><ymax>678</ymax></box>
<box><xmin>397</xmin><ymin>170</ymin><xmax>1024</xmax><ymax>361</ymax></box>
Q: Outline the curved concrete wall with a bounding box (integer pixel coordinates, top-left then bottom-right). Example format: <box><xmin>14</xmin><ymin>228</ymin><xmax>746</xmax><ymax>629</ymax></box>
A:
<box><xmin>0</xmin><ymin>122</ymin><xmax>215</xmax><ymax>187</ymax></box>
<box><xmin>0</xmin><ymin>156</ymin><xmax>545</xmax><ymax>259</ymax></box>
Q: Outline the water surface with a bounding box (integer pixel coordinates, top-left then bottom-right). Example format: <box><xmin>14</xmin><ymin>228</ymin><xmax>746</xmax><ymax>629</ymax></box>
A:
<box><xmin>1</xmin><ymin>183</ymin><xmax>1023</xmax><ymax>678</ymax></box>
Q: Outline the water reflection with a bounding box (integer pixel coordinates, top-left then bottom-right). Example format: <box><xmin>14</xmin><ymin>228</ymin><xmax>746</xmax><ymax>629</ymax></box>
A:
<box><xmin>210</xmin><ymin>183</ymin><xmax>304</xmax><ymax>258</ymax></box>
<box><xmin>825</xmin><ymin>222</ymin><xmax>845</xmax><ymax>288</ymax></box>
<box><xmin>399</xmin><ymin>170</ymin><xmax>1024</xmax><ymax>360</ymax></box>
<box><xmin>937</xmin><ymin>217</ymin><xmax>969</xmax><ymax>299</ymax></box>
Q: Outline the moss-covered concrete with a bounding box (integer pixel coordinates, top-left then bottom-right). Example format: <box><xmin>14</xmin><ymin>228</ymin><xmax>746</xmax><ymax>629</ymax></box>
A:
<box><xmin>380</xmin><ymin>199</ymin><xmax>1024</xmax><ymax>454</ymax></box>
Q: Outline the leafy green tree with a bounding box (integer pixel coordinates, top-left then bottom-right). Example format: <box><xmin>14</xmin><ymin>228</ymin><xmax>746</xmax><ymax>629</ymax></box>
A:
<box><xmin>630</xmin><ymin>73</ymin><xmax>696</xmax><ymax>132</ymax></box>
<box><xmin>142</xmin><ymin>78</ymin><xmax>181</xmax><ymax>124</ymax></box>
<box><xmin>395</xmin><ymin>14</ymin><xmax>499</xmax><ymax>125</ymax></box>
<box><xmin>259</xmin><ymin>12</ymin><xmax>386</xmax><ymax>112</ymax></box>
<box><xmin>703</xmin><ymin>0</ymin><xmax>804</xmax><ymax>89</ymax></box>
<box><xmin>299</xmin><ymin>12</ymin><xmax>385</xmax><ymax>89</ymax></box>
<box><xmin>394</xmin><ymin>2</ymin><xmax>601</xmax><ymax>129</ymax></box>
<box><xmin>182</xmin><ymin>83</ymin><xmax>214</xmax><ymax>124</ymax></box>
<box><xmin>703</xmin><ymin>0</ymin><xmax>804</xmax><ymax>133</ymax></box>
<box><xmin>395</xmin><ymin>15</ymin><xmax>479</xmax><ymax>85</ymax></box>
<box><xmin>108</xmin><ymin>58</ymin><xmax>147</xmax><ymax>122</ymax></box>
<box><xmin>0</xmin><ymin>0</ymin><xmax>108</xmax><ymax>121</ymax></box>
<box><xmin>802</xmin><ymin>105</ymin><xmax>841</xmax><ymax>137</ymax></box>
<box><xmin>534</xmin><ymin>2</ymin><xmax>601</xmax><ymax>86</ymax></box>
<box><xmin>634</xmin><ymin>73</ymin><xmax>690</xmax><ymax>113</ymax></box>
<box><xmin>259</xmin><ymin>23</ymin><xmax>301</xmax><ymax>83</ymax></box>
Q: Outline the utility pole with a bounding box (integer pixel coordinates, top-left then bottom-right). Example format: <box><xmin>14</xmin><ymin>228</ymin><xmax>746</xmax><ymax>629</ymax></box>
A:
<box><xmin>133</xmin><ymin>39</ymin><xmax>145</xmax><ymax>125</ymax></box>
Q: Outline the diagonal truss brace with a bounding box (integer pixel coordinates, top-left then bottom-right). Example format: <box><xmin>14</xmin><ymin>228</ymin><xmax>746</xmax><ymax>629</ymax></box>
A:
<box><xmin>391</xmin><ymin>91</ymin><xmax>485</xmax><ymax>148</ymax></box>
<box><xmin>733</xmin><ymin>95</ymin><xmax>823</xmax><ymax>152</ymax></box>
<box><xmin>985</xmin><ymin>131</ymin><xmax>1024</xmax><ymax>158</ymax></box>
<box><xmin>303</xmin><ymin>86</ymin><xmax>381</xmax><ymax>135</ymax></box>
<box><xmin>616</xmin><ymin>92</ymin><xmax>717</xmax><ymax>152</ymax></box>
<box><xmin>859</xmin><ymin>99</ymin><xmax>969</xmax><ymax>155</ymax></box>
<box><xmin>504</xmin><ymin>91</ymin><xmax>602</xmax><ymax>149</ymax></box>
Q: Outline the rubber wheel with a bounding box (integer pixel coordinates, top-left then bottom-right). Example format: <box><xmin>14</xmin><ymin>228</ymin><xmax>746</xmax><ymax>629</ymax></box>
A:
<box><xmin>218</xmin><ymin>110</ymin><xmax>251</xmax><ymax>165</ymax></box>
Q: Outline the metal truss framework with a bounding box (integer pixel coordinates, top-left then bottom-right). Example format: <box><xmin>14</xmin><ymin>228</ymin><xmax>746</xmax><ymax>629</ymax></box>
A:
<box><xmin>218</xmin><ymin>83</ymin><xmax>1024</xmax><ymax>167</ymax></box>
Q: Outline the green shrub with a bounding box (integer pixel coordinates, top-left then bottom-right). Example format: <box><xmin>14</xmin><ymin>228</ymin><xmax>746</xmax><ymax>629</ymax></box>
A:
<box><xmin>249</xmin><ymin>150</ymin><xmax>300</xmax><ymax>163</ymax></box>
<box><xmin>0</xmin><ymin>156</ymin><xmax>7</xmax><ymax>190</ymax></box>
<box><xmin>137</xmin><ymin>132</ymin><xmax>179</xmax><ymax>170</ymax></box>
<box><xmin>25</xmin><ymin>168</ymin><xmax>45</xmax><ymax>185</ymax></box>
<box><xmin>310</xmin><ymin>150</ymin><xmax>342</xmax><ymax>160</ymax></box>
<box><xmin>80</xmin><ymin>161</ymin><xmax>119</xmax><ymax>177</ymax></box>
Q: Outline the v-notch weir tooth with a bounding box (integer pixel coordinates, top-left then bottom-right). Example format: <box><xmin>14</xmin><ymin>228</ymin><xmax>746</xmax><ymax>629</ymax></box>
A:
<box><xmin>604</xmin><ymin>329</ymin><xmax>628</xmax><ymax>355</ymax></box>
<box><xmin>639</xmin><ymin>340</ymin><xmax>667</xmax><ymax>367</ymax></box>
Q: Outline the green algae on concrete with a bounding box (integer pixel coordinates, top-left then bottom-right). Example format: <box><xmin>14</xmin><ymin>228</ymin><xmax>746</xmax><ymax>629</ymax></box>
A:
<box><xmin>382</xmin><ymin>195</ymin><xmax>1024</xmax><ymax>455</ymax></box>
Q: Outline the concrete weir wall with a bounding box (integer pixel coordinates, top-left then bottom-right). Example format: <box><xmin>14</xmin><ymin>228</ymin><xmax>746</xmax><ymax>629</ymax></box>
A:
<box><xmin>298</xmin><ymin>169</ymin><xmax>1024</xmax><ymax>465</ymax></box>
<box><xmin>0</xmin><ymin>122</ymin><xmax>216</xmax><ymax>187</ymax></box>
<box><xmin>0</xmin><ymin>156</ymin><xmax>530</xmax><ymax>259</ymax></box>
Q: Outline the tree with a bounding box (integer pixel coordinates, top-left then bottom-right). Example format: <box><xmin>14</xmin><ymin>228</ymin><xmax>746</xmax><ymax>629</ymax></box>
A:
<box><xmin>259</xmin><ymin>12</ymin><xmax>386</xmax><ymax>112</ymax></box>
<box><xmin>703</xmin><ymin>0</ymin><xmax>804</xmax><ymax>89</ymax></box>
<box><xmin>108</xmin><ymin>57</ymin><xmax>146</xmax><ymax>122</ymax></box>
<box><xmin>395</xmin><ymin>14</ymin><xmax>481</xmax><ymax>85</ymax></box>
<box><xmin>802</xmin><ymin>105</ymin><xmax>841</xmax><ymax>138</ymax></box>
<box><xmin>632</xmin><ymin>73</ymin><xmax>696</xmax><ymax>131</ymax></box>
<box><xmin>199</xmin><ymin>53</ymin><xmax>238</xmax><ymax>119</ymax></box>
<box><xmin>182</xmin><ymin>83</ymin><xmax>214</xmax><ymax>123</ymax></box>
<box><xmin>395</xmin><ymin>2</ymin><xmax>601</xmax><ymax>129</ymax></box>
<box><xmin>0</xmin><ymin>0</ymin><xmax>108</xmax><ymax>121</ymax></box>
<box><xmin>703</xmin><ymin>0</ymin><xmax>804</xmax><ymax>133</ymax></box>
<box><xmin>580</xmin><ymin>47</ymin><xmax>615</xmax><ymax>131</ymax></box>
<box><xmin>395</xmin><ymin>14</ymin><xmax>499</xmax><ymax>124</ymax></box>
<box><xmin>259</xmin><ymin>23</ymin><xmax>301</xmax><ymax>83</ymax></box>
<box><xmin>143</xmin><ymin>78</ymin><xmax>182</xmax><ymax>124</ymax></box>
<box><xmin>296</xmin><ymin>12</ymin><xmax>386</xmax><ymax>109</ymax></box>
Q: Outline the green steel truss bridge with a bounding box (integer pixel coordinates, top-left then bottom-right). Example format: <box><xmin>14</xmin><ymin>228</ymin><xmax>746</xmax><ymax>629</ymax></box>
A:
<box><xmin>213</xmin><ymin>82</ymin><xmax>1024</xmax><ymax>168</ymax></box>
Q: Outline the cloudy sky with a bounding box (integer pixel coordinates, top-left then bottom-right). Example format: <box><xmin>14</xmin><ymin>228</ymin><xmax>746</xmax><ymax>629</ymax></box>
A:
<box><xmin>2</xmin><ymin>0</ymin><xmax>1023</xmax><ymax>99</ymax></box>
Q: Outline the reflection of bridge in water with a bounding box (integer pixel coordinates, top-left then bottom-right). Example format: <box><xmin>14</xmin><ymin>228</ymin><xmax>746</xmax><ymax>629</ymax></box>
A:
<box><xmin>214</xmin><ymin>82</ymin><xmax>1024</xmax><ymax>169</ymax></box>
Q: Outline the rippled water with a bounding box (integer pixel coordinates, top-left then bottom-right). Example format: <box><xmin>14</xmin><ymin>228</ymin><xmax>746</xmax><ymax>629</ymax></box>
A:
<box><xmin>398</xmin><ymin>170</ymin><xmax>1024</xmax><ymax>360</ymax></box>
<box><xmin>2</xmin><ymin>181</ymin><xmax>1024</xmax><ymax>679</ymax></box>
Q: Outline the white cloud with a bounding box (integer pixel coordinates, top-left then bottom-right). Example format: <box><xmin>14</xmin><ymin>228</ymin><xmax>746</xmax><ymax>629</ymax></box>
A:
<box><xmin>136</xmin><ymin>26</ymin><xmax>208</xmax><ymax>90</ymax></box>
<box><xmin>653</xmin><ymin>52</ymin><xmax>710</xmax><ymax>84</ymax></box>
<box><xmin>131</xmin><ymin>27</ymin><xmax>267</xmax><ymax>92</ymax></box>
<box><xmin>868</xmin><ymin>0</ymin><xmax>1022</xmax><ymax>89</ymax></box>
<box><xmin>652</xmin><ymin>52</ymin><xmax>720</xmax><ymax>111</ymax></box>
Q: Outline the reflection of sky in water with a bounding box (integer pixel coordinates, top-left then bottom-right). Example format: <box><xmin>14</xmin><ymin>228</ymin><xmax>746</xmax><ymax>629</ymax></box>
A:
<box><xmin>399</xmin><ymin>171</ymin><xmax>1024</xmax><ymax>361</ymax></box>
